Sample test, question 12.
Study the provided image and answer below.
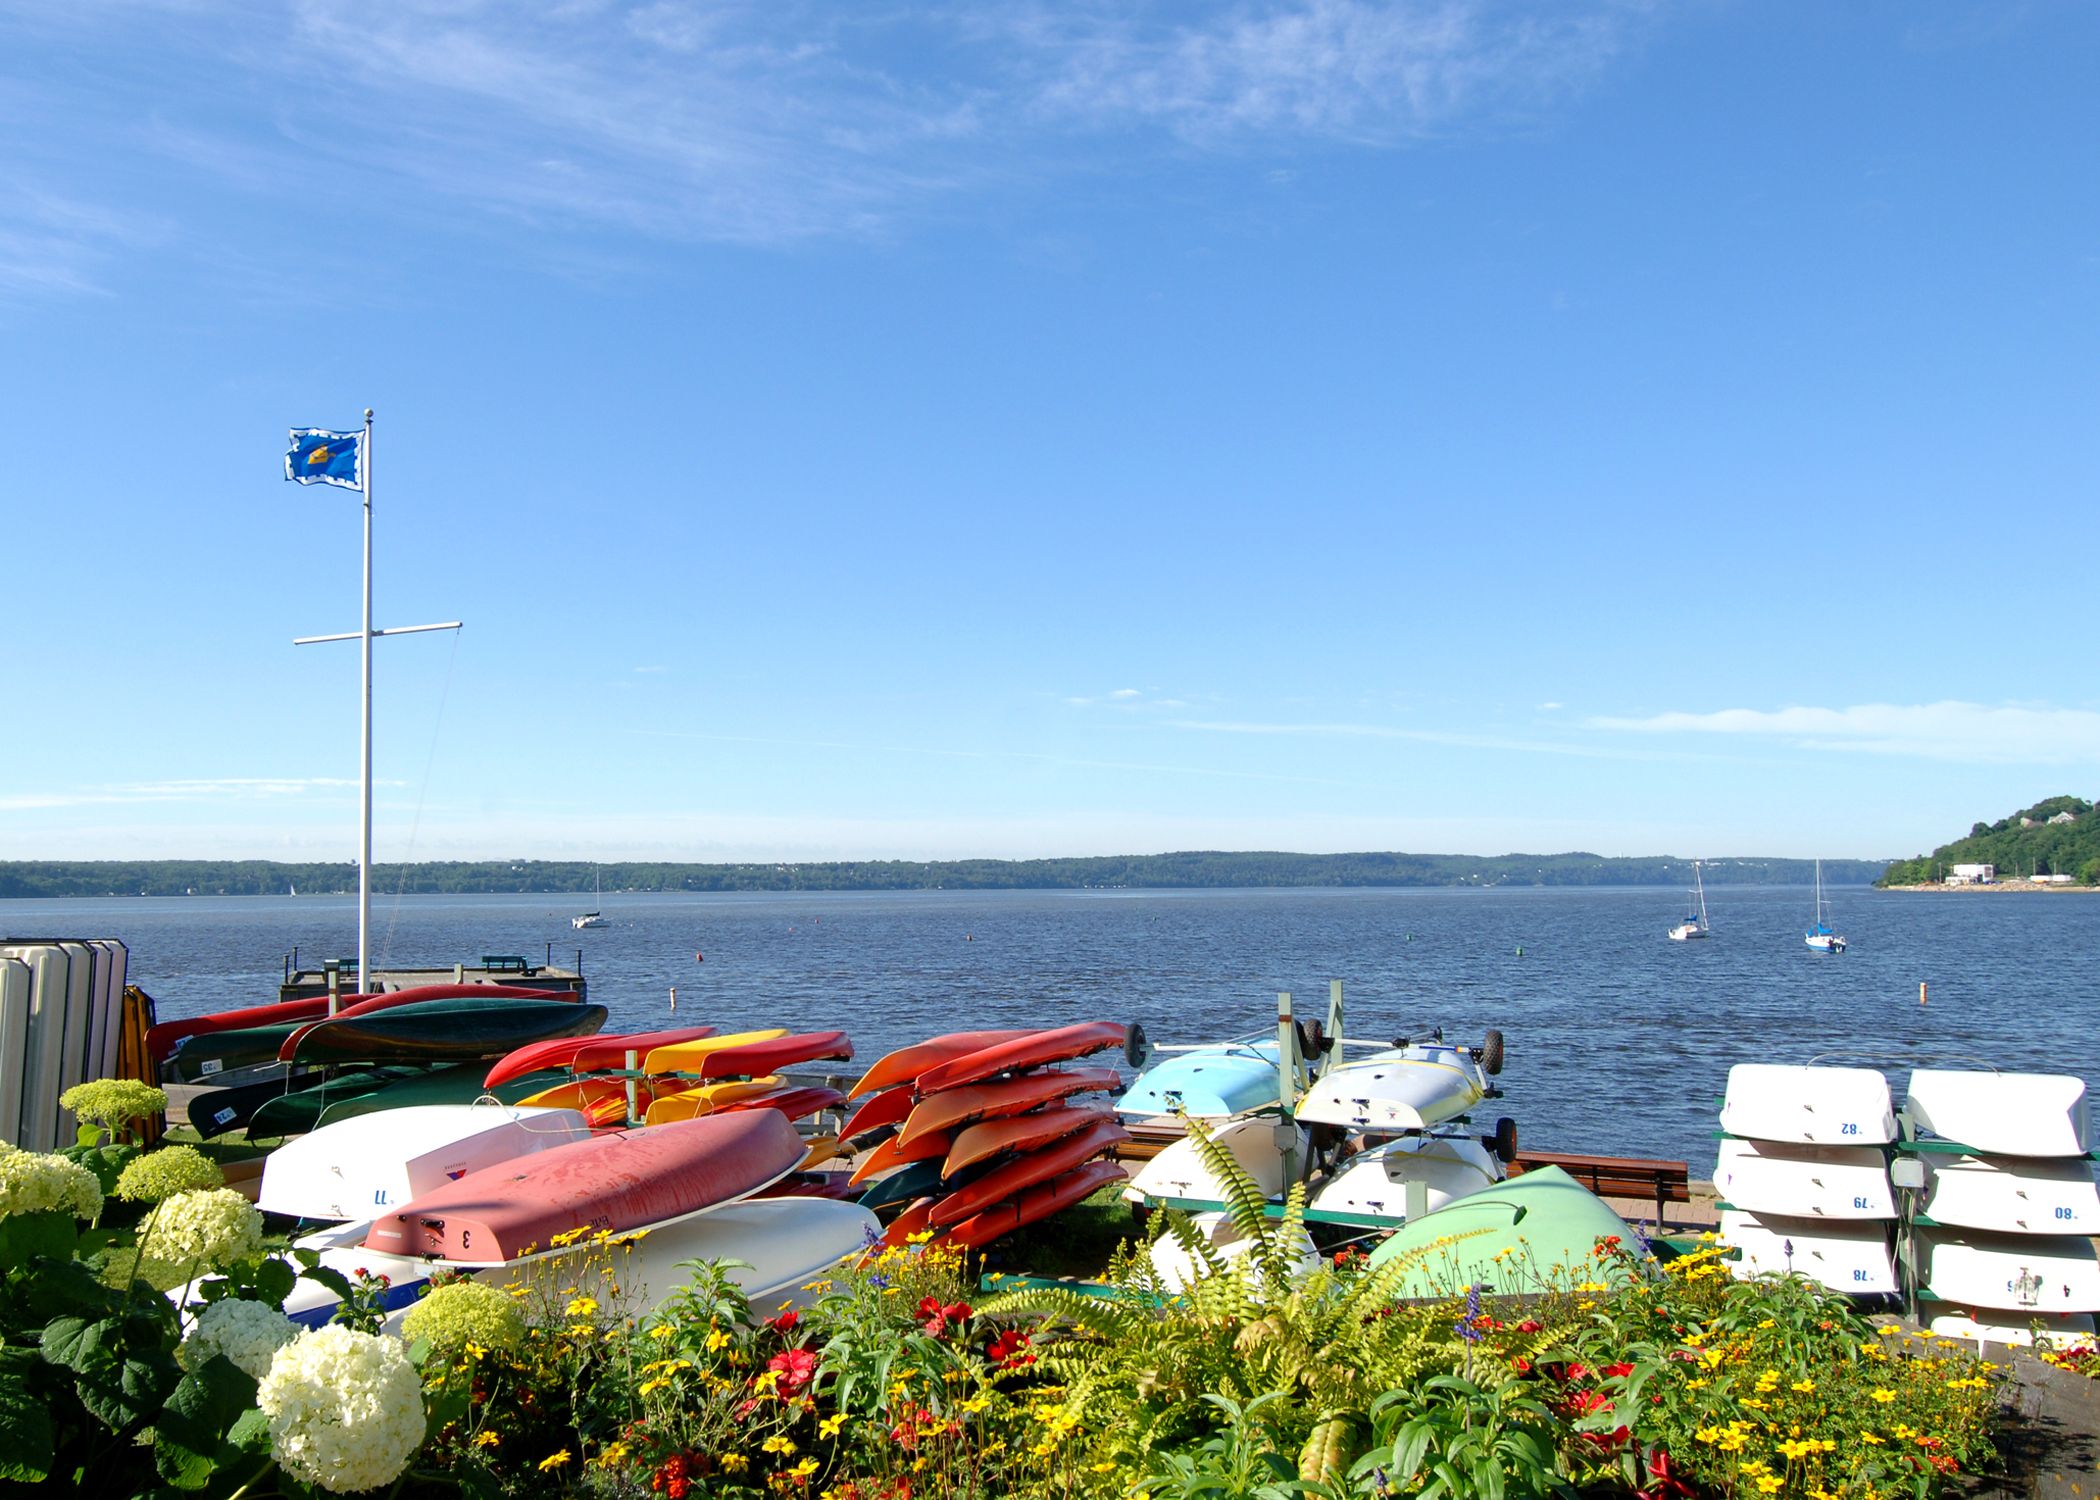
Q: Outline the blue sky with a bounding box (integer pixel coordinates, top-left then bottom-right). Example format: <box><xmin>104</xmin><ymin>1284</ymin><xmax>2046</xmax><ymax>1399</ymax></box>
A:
<box><xmin>2</xmin><ymin>1</ymin><xmax>2095</xmax><ymax>864</ymax></box>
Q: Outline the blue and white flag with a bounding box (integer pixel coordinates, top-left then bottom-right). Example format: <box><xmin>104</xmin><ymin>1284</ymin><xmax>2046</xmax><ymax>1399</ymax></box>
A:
<box><xmin>285</xmin><ymin>428</ymin><xmax>364</xmax><ymax>490</ymax></box>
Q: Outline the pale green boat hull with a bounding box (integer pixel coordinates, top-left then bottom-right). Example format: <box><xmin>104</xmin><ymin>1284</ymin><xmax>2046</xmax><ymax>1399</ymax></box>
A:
<box><xmin>1365</xmin><ymin>1165</ymin><xmax>1634</xmax><ymax>1298</ymax></box>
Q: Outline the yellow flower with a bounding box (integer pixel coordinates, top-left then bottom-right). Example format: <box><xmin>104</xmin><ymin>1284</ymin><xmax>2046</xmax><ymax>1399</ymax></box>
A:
<box><xmin>550</xmin><ymin>1227</ymin><xmax>590</xmax><ymax>1247</ymax></box>
<box><xmin>1756</xmin><ymin>1478</ymin><xmax>1782</xmax><ymax>1494</ymax></box>
<box><xmin>722</xmin><ymin>1453</ymin><xmax>749</xmax><ymax>1473</ymax></box>
<box><xmin>1791</xmin><ymin>1378</ymin><xmax>1815</xmax><ymax>1393</ymax></box>
<box><xmin>1870</xmin><ymin>1388</ymin><xmax>1896</xmax><ymax>1403</ymax></box>
<box><xmin>539</xmin><ymin>1449</ymin><xmax>572</xmax><ymax>1471</ymax></box>
<box><xmin>791</xmin><ymin>1458</ymin><xmax>819</xmax><ymax>1479</ymax></box>
<box><xmin>706</xmin><ymin>1328</ymin><xmax>733</xmax><ymax>1352</ymax></box>
<box><xmin>472</xmin><ymin>1430</ymin><xmax>500</xmax><ymax>1449</ymax></box>
<box><xmin>1861</xmin><ymin>1432</ymin><xmax>1884</xmax><ymax>1446</ymax></box>
<box><xmin>649</xmin><ymin>1324</ymin><xmax>675</xmax><ymax>1340</ymax></box>
<box><xmin>566</xmin><ymin>1295</ymin><xmax>599</xmax><ymax>1317</ymax></box>
<box><xmin>818</xmin><ymin>1413</ymin><xmax>847</xmax><ymax>1438</ymax></box>
<box><xmin>763</xmin><ymin>1435</ymin><xmax>797</xmax><ymax>1456</ymax></box>
<box><xmin>596</xmin><ymin>1440</ymin><xmax>631</xmax><ymax>1468</ymax></box>
<box><xmin>960</xmin><ymin>1394</ymin><xmax>992</xmax><ymax>1414</ymax></box>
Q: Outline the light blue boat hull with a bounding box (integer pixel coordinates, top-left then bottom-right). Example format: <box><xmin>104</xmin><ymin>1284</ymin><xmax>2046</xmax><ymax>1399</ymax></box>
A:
<box><xmin>1116</xmin><ymin>1041</ymin><xmax>1283</xmax><ymax>1118</ymax></box>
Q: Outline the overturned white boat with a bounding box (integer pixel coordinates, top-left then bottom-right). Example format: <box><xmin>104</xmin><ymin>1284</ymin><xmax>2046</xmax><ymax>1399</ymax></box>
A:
<box><xmin>1718</xmin><ymin>1063</ymin><xmax>1896</xmax><ymax>1146</ymax></box>
<box><xmin>1927</xmin><ymin>1309</ymin><xmax>2097</xmax><ymax>1349</ymax></box>
<box><xmin>1294</xmin><ymin>1037</ymin><xmax>1492</xmax><ymax>1133</ymax></box>
<box><xmin>1905</xmin><ymin>1069</ymin><xmax>2090</xmax><ymax>1158</ymax></box>
<box><xmin>269</xmin><ymin>1197</ymin><xmax>879</xmax><ymax>1331</ymax></box>
<box><xmin>257</xmin><ymin>1103</ymin><xmax>594</xmax><ymax>1222</ymax></box>
<box><xmin>1147</xmin><ymin>1209</ymin><xmax>1320</xmax><ymax>1297</ymax></box>
<box><xmin>1713</xmin><ymin>1138</ymin><xmax>1895</xmax><ymax>1220</ymax></box>
<box><xmin>1309</xmin><ymin>1133</ymin><xmax>1505</xmax><ymax>1224</ymax></box>
<box><xmin>1719</xmin><ymin>1208</ymin><xmax>1897</xmax><ymax>1294</ymax></box>
<box><xmin>1125</xmin><ymin>1117</ymin><xmax>1307</xmax><ymax>1205</ymax></box>
<box><xmin>1903</xmin><ymin>1226</ymin><xmax>2100</xmax><ymax>1317</ymax></box>
<box><xmin>1917</xmin><ymin>1152</ymin><xmax>2100</xmax><ymax>1236</ymax></box>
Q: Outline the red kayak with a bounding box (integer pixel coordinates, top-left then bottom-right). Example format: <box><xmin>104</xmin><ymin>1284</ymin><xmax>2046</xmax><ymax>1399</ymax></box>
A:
<box><xmin>847</xmin><ymin>1030</ymin><xmax>1035</xmax><ymax>1098</ymax></box>
<box><xmin>848</xmin><ymin>1127</ymin><xmax>952</xmax><ymax>1187</ymax></box>
<box><xmin>839</xmin><ymin>1084</ymin><xmax>915</xmax><ymax>1143</ymax></box>
<box><xmin>484</xmin><ymin>1025</ymin><xmax>718</xmax><ymax>1088</ymax></box>
<box><xmin>364</xmin><ymin>1110</ymin><xmax>806</xmax><ymax>1264</ymax></box>
<box><xmin>147</xmin><ymin>982</ymin><xmax>571</xmax><ymax>1064</ymax></box>
<box><xmin>939</xmin><ymin>1159</ymin><xmax>1128</xmax><ymax>1251</ymax></box>
<box><xmin>944</xmin><ymin>1103</ymin><xmax>1116</xmax><ymax>1176</ymax></box>
<box><xmin>929</xmin><ymin>1120</ymin><xmax>1130</xmax><ymax>1228</ymax></box>
<box><xmin>896</xmin><ymin>1066</ymin><xmax>1123</xmax><ymax>1149</ymax></box>
<box><xmin>716</xmin><ymin>1085</ymin><xmax>847</xmax><ymax>1124</ymax></box>
<box><xmin>916</xmin><ymin>1022</ymin><xmax>1128</xmax><ymax>1094</ymax></box>
<box><xmin>881</xmin><ymin>1198</ymin><xmax>938</xmax><ymax>1247</ymax></box>
<box><xmin>676</xmin><ymin>1030</ymin><xmax>854</xmax><ymax>1081</ymax></box>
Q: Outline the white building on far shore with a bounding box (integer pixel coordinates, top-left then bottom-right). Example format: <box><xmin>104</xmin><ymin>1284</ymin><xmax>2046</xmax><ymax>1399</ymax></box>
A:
<box><xmin>1948</xmin><ymin>863</ymin><xmax>1996</xmax><ymax>885</ymax></box>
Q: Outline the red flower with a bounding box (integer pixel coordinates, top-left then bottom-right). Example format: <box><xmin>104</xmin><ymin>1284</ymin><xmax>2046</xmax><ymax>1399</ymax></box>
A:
<box><xmin>769</xmin><ymin>1309</ymin><xmax>801</xmax><ymax>1335</ymax></box>
<box><xmin>1643</xmin><ymin>1447</ymin><xmax>1696</xmax><ymax>1498</ymax></box>
<box><xmin>1566</xmin><ymin>1389</ymin><xmax>1613</xmax><ymax>1416</ymax></box>
<box><xmin>1512</xmin><ymin>1357</ymin><xmax>1533</xmax><ymax>1375</ymax></box>
<box><xmin>918</xmin><ymin>1299</ymin><xmax>972</xmax><ymax>1338</ymax></box>
<box><xmin>768</xmin><ymin>1348</ymin><xmax>818</xmax><ymax>1399</ymax></box>
<box><xmin>987</xmin><ymin>1330</ymin><xmax>1035</xmax><ymax>1368</ymax></box>
<box><xmin>1516</xmin><ymin>1319</ymin><xmax>1542</xmax><ymax>1334</ymax></box>
<box><xmin>1601</xmin><ymin>1362</ymin><xmax>1635</xmax><ymax>1379</ymax></box>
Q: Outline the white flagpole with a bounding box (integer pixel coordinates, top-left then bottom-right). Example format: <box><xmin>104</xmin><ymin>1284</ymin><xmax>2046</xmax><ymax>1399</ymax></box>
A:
<box><xmin>357</xmin><ymin>407</ymin><xmax>374</xmax><ymax>1007</ymax></box>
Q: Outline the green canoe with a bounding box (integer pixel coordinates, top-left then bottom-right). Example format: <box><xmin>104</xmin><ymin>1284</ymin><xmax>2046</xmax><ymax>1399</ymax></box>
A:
<box><xmin>1364</xmin><ymin>1166</ymin><xmax>1636</xmax><ymax>1298</ymax></box>
<box><xmin>167</xmin><ymin>1021</ymin><xmax>318</xmax><ymax>1083</ymax></box>
<box><xmin>247</xmin><ymin>1062</ymin><xmax>577</xmax><ymax>1137</ymax></box>
<box><xmin>282</xmin><ymin>997</ymin><xmax>608</xmax><ymax>1067</ymax></box>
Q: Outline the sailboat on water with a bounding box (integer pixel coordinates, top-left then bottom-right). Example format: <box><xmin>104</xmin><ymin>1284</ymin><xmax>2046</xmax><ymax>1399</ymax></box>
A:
<box><xmin>1805</xmin><ymin>859</ymin><xmax>1847</xmax><ymax>953</ymax></box>
<box><xmin>573</xmin><ymin>866</ymin><xmax>607</xmax><ymax>930</ymax></box>
<box><xmin>1668</xmin><ymin>860</ymin><xmax>1711</xmax><ymax>941</ymax></box>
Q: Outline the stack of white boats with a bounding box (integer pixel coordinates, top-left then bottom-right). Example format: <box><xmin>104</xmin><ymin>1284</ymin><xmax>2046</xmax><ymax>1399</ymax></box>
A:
<box><xmin>1115</xmin><ymin>994</ymin><xmax>1518</xmax><ymax>1290</ymax></box>
<box><xmin>231</xmin><ymin>1102</ymin><xmax>878</xmax><ymax>1331</ymax></box>
<box><xmin>1714</xmin><ymin>1061</ymin><xmax>2100</xmax><ymax>1344</ymax></box>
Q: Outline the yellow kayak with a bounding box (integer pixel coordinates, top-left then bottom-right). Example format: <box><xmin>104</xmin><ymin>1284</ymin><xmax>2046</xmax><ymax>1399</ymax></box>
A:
<box><xmin>641</xmin><ymin>1027</ymin><xmax>789</xmax><ymax>1075</ymax></box>
<box><xmin>798</xmin><ymin>1133</ymin><xmax>841</xmax><ymax>1169</ymax></box>
<box><xmin>642</xmin><ymin>1075</ymin><xmax>785</xmax><ymax>1126</ymax></box>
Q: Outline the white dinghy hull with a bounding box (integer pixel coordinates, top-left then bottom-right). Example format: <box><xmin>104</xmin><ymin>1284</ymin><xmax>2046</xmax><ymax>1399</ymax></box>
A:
<box><xmin>1918</xmin><ymin>1153</ymin><xmax>2100</xmax><ymax>1236</ymax></box>
<box><xmin>1718</xmin><ymin>1064</ymin><xmax>1896</xmax><ymax>1146</ymax></box>
<box><xmin>1125</xmin><ymin>1117</ymin><xmax>1305</xmax><ymax>1205</ymax></box>
<box><xmin>1903</xmin><ymin>1227</ymin><xmax>2100</xmax><ymax>1315</ymax></box>
<box><xmin>1147</xmin><ymin>1209</ymin><xmax>1320</xmax><ymax>1298</ymax></box>
<box><xmin>1310</xmin><ymin>1134</ymin><xmax>1502</xmax><ymax>1224</ymax></box>
<box><xmin>1927</xmin><ymin>1309</ymin><xmax>2097</xmax><ymax>1349</ymax></box>
<box><xmin>1719</xmin><ymin>1208</ymin><xmax>1897</xmax><ymax>1294</ymax></box>
<box><xmin>1294</xmin><ymin>1044</ymin><xmax>1485</xmax><ymax>1132</ymax></box>
<box><xmin>1905</xmin><ymin>1069</ymin><xmax>2091</xmax><ymax>1158</ymax></box>
<box><xmin>1712</xmin><ymin>1139</ymin><xmax>1896</xmax><ymax>1220</ymax></box>
<box><xmin>258</xmin><ymin>1103</ymin><xmax>595</xmax><ymax>1222</ymax></box>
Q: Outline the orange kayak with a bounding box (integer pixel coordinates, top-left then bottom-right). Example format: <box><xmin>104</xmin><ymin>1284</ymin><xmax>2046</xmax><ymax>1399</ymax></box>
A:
<box><xmin>938</xmin><ymin>1159</ymin><xmax>1128</xmax><ymax>1252</ymax></box>
<box><xmin>848</xmin><ymin>1127</ymin><xmax>952</xmax><ymax>1187</ymax></box>
<box><xmin>896</xmin><ymin>1066</ymin><xmax>1122</xmax><ymax>1149</ymax></box>
<box><xmin>847</xmin><ymin>1030</ymin><xmax>1036</xmax><ymax>1098</ymax></box>
<box><xmin>515</xmin><ymin>1075</ymin><xmax>676</xmax><ymax>1127</ymax></box>
<box><xmin>643</xmin><ymin>1076</ymin><xmax>786</xmax><ymax>1126</ymax></box>
<box><xmin>943</xmin><ymin>1103</ymin><xmax>1116</xmax><ymax>1176</ymax></box>
<box><xmin>716</xmin><ymin>1085</ymin><xmax>847</xmax><ymax>1123</ymax></box>
<box><xmin>929</xmin><ymin>1119</ymin><xmax>1130</xmax><ymax>1228</ymax></box>
<box><xmin>840</xmin><ymin>1084</ymin><xmax>915</xmax><ymax>1143</ymax></box>
<box><xmin>799</xmin><ymin>1134</ymin><xmax>842</xmax><ymax>1169</ymax></box>
<box><xmin>917</xmin><ymin>1022</ymin><xmax>1127</xmax><ymax>1094</ymax></box>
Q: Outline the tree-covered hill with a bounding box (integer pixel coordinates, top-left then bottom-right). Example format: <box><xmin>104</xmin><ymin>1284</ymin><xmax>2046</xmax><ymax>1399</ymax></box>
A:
<box><xmin>0</xmin><ymin>852</ymin><xmax>1889</xmax><ymax>899</ymax></box>
<box><xmin>1881</xmin><ymin>795</ymin><xmax>2100</xmax><ymax>885</ymax></box>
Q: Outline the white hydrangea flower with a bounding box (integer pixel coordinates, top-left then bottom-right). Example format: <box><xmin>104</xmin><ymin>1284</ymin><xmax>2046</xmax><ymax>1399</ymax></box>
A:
<box><xmin>144</xmin><ymin>1187</ymin><xmax>265</xmax><ymax>1269</ymax></box>
<box><xmin>257</xmin><ymin>1325</ymin><xmax>425</xmax><ymax>1494</ymax></box>
<box><xmin>0</xmin><ymin>1143</ymin><xmax>104</xmax><ymax>1220</ymax></box>
<box><xmin>179</xmin><ymin>1298</ymin><xmax>300</xmax><ymax>1381</ymax></box>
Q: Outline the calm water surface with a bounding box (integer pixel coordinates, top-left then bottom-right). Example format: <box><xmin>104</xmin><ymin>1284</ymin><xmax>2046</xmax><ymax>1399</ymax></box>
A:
<box><xmin>5</xmin><ymin>885</ymin><xmax>2093</xmax><ymax>1171</ymax></box>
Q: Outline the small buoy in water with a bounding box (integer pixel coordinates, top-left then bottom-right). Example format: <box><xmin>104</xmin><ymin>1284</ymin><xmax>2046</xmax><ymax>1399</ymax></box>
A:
<box><xmin>965</xmin><ymin>934</ymin><xmax>973</xmax><ymax>942</ymax></box>
<box><xmin>669</xmin><ymin>985</ymin><xmax>678</xmax><ymax>1013</ymax></box>
<box><xmin>1515</xmin><ymin>946</ymin><xmax>1524</xmax><ymax>957</ymax></box>
<box><xmin>695</xmin><ymin>951</ymin><xmax>704</xmax><ymax>963</ymax></box>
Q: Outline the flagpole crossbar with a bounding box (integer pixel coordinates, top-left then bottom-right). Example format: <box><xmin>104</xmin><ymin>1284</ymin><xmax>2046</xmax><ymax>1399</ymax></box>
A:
<box><xmin>293</xmin><ymin>622</ymin><xmax>465</xmax><ymax>645</ymax></box>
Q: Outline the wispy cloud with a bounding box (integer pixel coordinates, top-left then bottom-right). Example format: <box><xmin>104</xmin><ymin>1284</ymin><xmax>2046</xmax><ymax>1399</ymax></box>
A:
<box><xmin>1588</xmin><ymin>701</ymin><xmax>2100</xmax><ymax>764</ymax></box>
<box><xmin>1168</xmin><ymin>717</ymin><xmax>1648</xmax><ymax>760</ymax></box>
<box><xmin>2</xmin><ymin>0</ymin><xmax>1656</xmax><ymax>277</ymax></box>
<box><xmin>0</xmin><ymin>777</ymin><xmax>368</xmax><ymax>812</ymax></box>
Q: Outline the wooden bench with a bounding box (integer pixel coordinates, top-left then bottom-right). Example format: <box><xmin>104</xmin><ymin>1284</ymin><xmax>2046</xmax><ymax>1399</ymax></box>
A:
<box><xmin>1511</xmin><ymin>1151</ymin><xmax>1691</xmax><ymax>1228</ymax></box>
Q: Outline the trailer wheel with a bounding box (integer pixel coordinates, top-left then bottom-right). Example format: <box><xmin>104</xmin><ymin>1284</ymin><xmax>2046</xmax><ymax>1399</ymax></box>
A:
<box><xmin>1479</xmin><ymin>1029</ymin><xmax>1505</xmax><ymax>1076</ymax></box>
<box><xmin>1124</xmin><ymin>1023</ymin><xmax>1152</xmax><ymax>1070</ymax></box>
<box><xmin>1493</xmin><ymin>1116</ymin><xmax>1519</xmax><ymax>1164</ymax></box>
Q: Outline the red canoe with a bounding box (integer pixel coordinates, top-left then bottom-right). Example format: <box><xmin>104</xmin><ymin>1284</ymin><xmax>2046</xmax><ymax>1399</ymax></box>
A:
<box><xmin>896</xmin><ymin>1066</ymin><xmax>1123</xmax><ymax>1149</ymax></box>
<box><xmin>848</xmin><ymin>1127</ymin><xmax>952</xmax><ymax>1187</ymax></box>
<box><xmin>944</xmin><ymin>1103</ymin><xmax>1116</xmax><ymax>1176</ymax></box>
<box><xmin>939</xmin><ymin>1159</ymin><xmax>1128</xmax><ymax>1251</ymax></box>
<box><xmin>929</xmin><ymin>1120</ymin><xmax>1131</xmax><ymax>1228</ymax></box>
<box><xmin>916</xmin><ymin>1022</ymin><xmax>1128</xmax><ymax>1095</ymax></box>
<box><xmin>484</xmin><ymin>1025</ymin><xmax>718</xmax><ymax>1088</ymax></box>
<box><xmin>846</xmin><ymin>1030</ymin><xmax>1036</xmax><ymax>1098</ymax></box>
<box><xmin>839</xmin><ymin>1084</ymin><xmax>915</xmax><ymax>1143</ymax></box>
<box><xmin>147</xmin><ymin>982</ymin><xmax>571</xmax><ymax>1064</ymax></box>
<box><xmin>676</xmin><ymin>1030</ymin><xmax>854</xmax><ymax>1081</ymax></box>
<box><xmin>755</xmin><ymin>1171</ymin><xmax>862</xmax><ymax>1202</ymax></box>
<box><xmin>363</xmin><ymin>1110</ymin><xmax>806</xmax><ymax>1264</ymax></box>
<box><xmin>716</xmin><ymin>1085</ymin><xmax>847</xmax><ymax>1124</ymax></box>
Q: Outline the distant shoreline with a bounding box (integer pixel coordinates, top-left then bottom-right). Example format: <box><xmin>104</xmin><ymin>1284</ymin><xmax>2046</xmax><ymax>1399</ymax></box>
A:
<box><xmin>1884</xmin><ymin>880</ymin><xmax>2094</xmax><ymax>893</ymax></box>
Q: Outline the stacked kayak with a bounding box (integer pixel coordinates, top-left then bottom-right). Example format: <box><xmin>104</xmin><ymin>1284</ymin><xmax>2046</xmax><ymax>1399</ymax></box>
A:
<box><xmin>232</xmin><ymin>1110</ymin><xmax>878</xmax><ymax>1329</ymax></box>
<box><xmin>844</xmin><ymin>1023</ymin><xmax>1133</xmax><ymax>1250</ymax></box>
